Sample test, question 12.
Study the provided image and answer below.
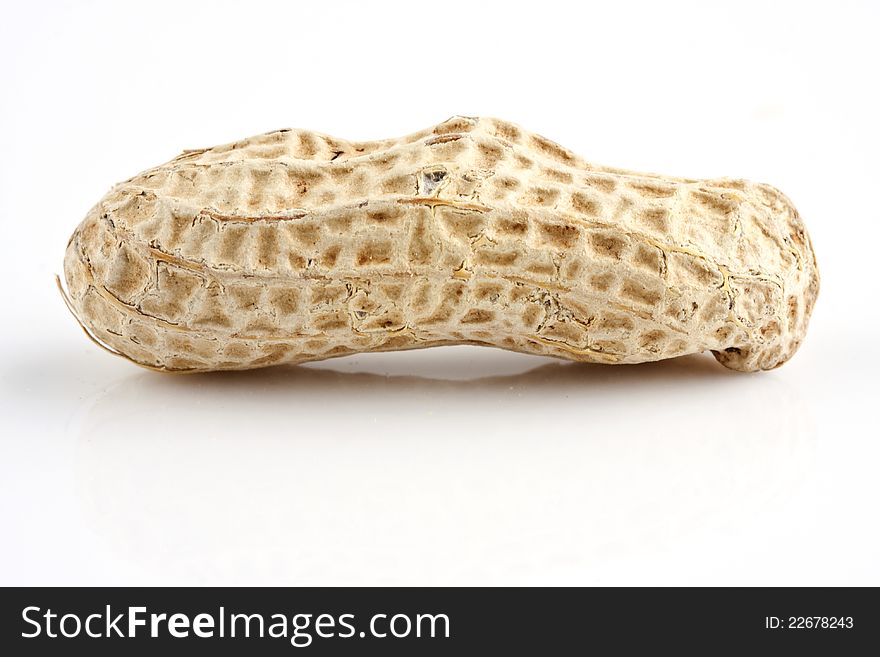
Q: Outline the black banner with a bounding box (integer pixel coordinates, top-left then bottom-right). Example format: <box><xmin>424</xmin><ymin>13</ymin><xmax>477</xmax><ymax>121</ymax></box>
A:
<box><xmin>1</xmin><ymin>587</ymin><xmax>875</xmax><ymax>654</ymax></box>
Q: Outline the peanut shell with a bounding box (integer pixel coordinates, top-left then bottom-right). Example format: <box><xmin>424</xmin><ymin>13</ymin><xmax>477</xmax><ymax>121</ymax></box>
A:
<box><xmin>62</xmin><ymin>116</ymin><xmax>819</xmax><ymax>372</ymax></box>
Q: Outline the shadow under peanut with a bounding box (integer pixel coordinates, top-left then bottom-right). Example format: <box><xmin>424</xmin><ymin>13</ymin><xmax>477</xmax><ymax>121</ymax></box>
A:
<box><xmin>67</xmin><ymin>347</ymin><xmax>814</xmax><ymax>585</ymax></box>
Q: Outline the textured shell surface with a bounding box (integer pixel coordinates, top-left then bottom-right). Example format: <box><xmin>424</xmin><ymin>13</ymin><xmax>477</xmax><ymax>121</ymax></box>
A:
<box><xmin>62</xmin><ymin>116</ymin><xmax>819</xmax><ymax>373</ymax></box>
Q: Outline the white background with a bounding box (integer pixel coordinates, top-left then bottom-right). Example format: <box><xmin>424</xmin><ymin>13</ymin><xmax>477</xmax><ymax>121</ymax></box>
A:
<box><xmin>1</xmin><ymin>0</ymin><xmax>878</xmax><ymax>585</ymax></box>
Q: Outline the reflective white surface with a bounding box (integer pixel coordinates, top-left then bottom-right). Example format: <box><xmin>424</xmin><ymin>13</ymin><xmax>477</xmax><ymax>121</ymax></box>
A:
<box><xmin>1</xmin><ymin>0</ymin><xmax>878</xmax><ymax>585</ymax></box>
<box><xmin>3</xmin><ymin>335</ymin><xmax>876</xmax><ymax>585</ymax></box>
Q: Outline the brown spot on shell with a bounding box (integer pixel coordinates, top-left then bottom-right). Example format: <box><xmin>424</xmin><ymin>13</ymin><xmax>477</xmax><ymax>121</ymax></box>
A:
<box><xmin>495</xmin><ymin>217</ymin><xmax>528</xmax><ymax>236</ymax></box>
<box><xmin>475</xmin><ymin>250</ymin><xmax>519</xmax><ymax>267</ymax></box>
<box><xmin>629</xmin><ymin>181</ymin><xmax>677</xmax><ymax>198</ymax></box>
<box><xmin>522</xmin><ymin>187</ymin><xmax>560</xmax><ymax>206</ymax></box>
<box><xmin>571</xmin><ymin>192</ymin><xmax>601</xmax><ymax>216</ymax></box>
<box><xmin>313</xmin><ymin>312</ymin><xmax>349</xmax><ymax>331</ymax></box>
<box><xmin>539</xmin><ymin>223</ymin><xmax>580</xmax><ymax>248</ymax></box>
<box><xmin>356</xmin><ymin>240</ymin><xmax>393</xmax><ymax>266</ymax></box>
<box><xmin>460</xmin><ymin>309</ymin><xmax>495</xmax><ymax>324</ymax></box>
<box><xmin>541</xmin><ymin>167</ymin><xmax>573</xmax><ymax>184</ymax></box>
<box><xmin>692</xmin><ymin>189</ymin><xmax>739</xmax><ymax>214</ymax></box>
<box><xmin>638</xmin><ymin>207</ymin><xmax>670</xmax><ymax>233</ymax></box>
<box><xmin>434</xmin><ymin>117</ymin><xmax>476</xmax><ymax>134</ymax></box>
<box><xmin>588</xmin><ymin>232</ymin><xmax>626</xmax><ymax>259</ymax></box>
<box><xmin>477</xmin><ymin>140</ymin><xmax>505</xmax><ymax>166</ymax></box>
<box><xmin>408</xmin><ymin>211</ymin><xmax>436</xmax><ymax>265</ymax></box>
<box><xmin>255</xmin><ymin>225</ymin><xmax>277</xmax><ymax>269</ymax></box>
<box><xmin>366</xmin><ymin>207</ymin><xmax>404</xmax><ymax>224</ymax></box>
<box><xmin>531</xmin><ymin>134</ymin><xmax>576</xmax><ymax>164</ymax></box>
<box><xmin>621</xmin><ymin>279</ymin><xmax>662</xmax><ymax>308</ymax></box>
<box><xmin>583</xmin><ymin>174</ymin><xmax>617</xmax><ymax>193</ymax></box>
<box><xmin>598</xmin><ymin>314</ymin><xmax>635</xmax><ymax>331</ymax></box>
<box><xmin>288</xmin><ymin>223</ymin><xmax>321</xmax><ymax>246</ymax></box>
<box><xmin>638</xmin><ymin>329</ymin><xmax>668</xmax><ymax>350</ymax></box>
<box><xmin>268</xmin><ymin>288</ymin><xmax>299</xmax><ymax>315</ymax></box>
<box><xmin>381</xmin><ymin>174</ymin><xmax>414</xmax><ymax>194</ymax></box>
<box><xmin>218</xmin><ymin>225</ymin><xmax>249</xmax><ymax>264</ymax></box>
<box><xmin>589</xmin><ymin>272</ymin><xmax>616</xmax><ymax>292</ymax></box>
<box><xmin>320</xmin><ymin>244</ymin><xmax>341</xmax><ymax>268</ymax></box>
<box><xmin>492</xmin><ymin>120</ymin><xmax>522</xmax><ymax>142</ymax></box>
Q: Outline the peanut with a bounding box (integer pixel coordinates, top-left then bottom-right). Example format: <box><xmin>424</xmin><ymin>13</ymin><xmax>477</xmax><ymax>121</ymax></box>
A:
<box><xmin>61</xmin><ymin>116</ymin><xmax>819</xmax><ymax>372</ymax></box>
